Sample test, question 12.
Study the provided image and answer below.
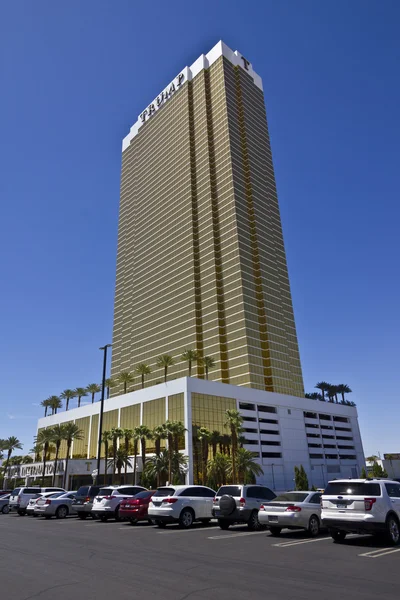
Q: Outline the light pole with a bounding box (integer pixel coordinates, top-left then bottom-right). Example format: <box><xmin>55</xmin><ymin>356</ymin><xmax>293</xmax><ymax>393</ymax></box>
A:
<box><xmin>320</xmin><ymin>463</ymin><xmax>325</xmax><ymax>487</ymax></box>
<box><xmin>271</xmin><ymin>463</ymin><xmax>276</xmax><ymax>490</ymax></box>
<box><xmin>96</xmin><ymin>344</ymin><xmax>112</xmax><ymax>485</ymax></box>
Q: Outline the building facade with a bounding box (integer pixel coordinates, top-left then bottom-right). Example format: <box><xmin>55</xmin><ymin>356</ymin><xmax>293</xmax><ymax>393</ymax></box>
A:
<box><xmin>29</xmin><ymin>378</ymin><xmax>365</xmax><ymax>490</ymax></box>
<box><xmin>112</xmin><ymin>40</ymin><xmax>304</xmax><ymax>397</ymax></box>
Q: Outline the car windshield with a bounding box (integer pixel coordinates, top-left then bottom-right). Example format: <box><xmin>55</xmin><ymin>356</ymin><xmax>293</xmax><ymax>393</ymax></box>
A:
<box><xmin>324</xmin><ymin>482</ymin><xmax>381</xmax><ymax>496</ymax></box>
<box><xmin>98</xmin><ymin>488</ymin><xmax>115</xmax><ymax>496</ymax></box>
<box><xmin>76</xmin><ymin>486</ymin><xmax>90</xmax><ymax>496</ymax></box>
<box><xmin>49</xmin><ymin>492</ymin><xmax>65</xmax><ymax>498</ymax></box>
<box><xmin>134</xmin><ymin>491</ymin><xmax>153</xmax><ymax>499</ymax></box>
<box><xmin>274</xmin><ymin>493</ymin><xmax>309</xmax><ymax>503</ymax></box>
<box><xmin>216</xmin><ymin>486</ymin><xmax>241</xmax><ymax>497</ymax></box>
<box><xmin>11</xmin><ymin>489</ymin><xmax>21</xmax><ymax>496</ymax></box>
<box><xmin>153</xmin><ymin>488</ymin><xmax>175</xmax><ymax>497</ymax></box>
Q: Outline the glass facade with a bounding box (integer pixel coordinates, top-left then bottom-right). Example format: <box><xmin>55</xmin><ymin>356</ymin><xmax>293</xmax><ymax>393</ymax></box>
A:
<box><xmin>143</xmin><ymin>398</ymin><xmax>166</xmax><ymax>452</ymax></box>
<box><xmin>73</xmin><ymin>417</ymin><xmax>90</xmax><ymax>458</ymax></box>
<box><xmin>111</xmin><ymin>46</ymin><xmax>304</xmax><ymax>397</ymax></box>
<box><xmin>120</xmin><ymin>404</ymin><xmax>140</xmax><ymax>430</ymax></box>
<box><xmin>168</xmin><ymin>393</ymin><xmax>184</xmax><ymax>422</ymax></box>
<box><xmin>89</xmin><ymin>414</ymin><xmax>99</xmax><ymax>458</ymax></box>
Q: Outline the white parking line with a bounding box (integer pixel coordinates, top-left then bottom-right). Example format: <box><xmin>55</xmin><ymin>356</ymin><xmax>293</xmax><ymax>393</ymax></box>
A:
<box><xmin>273</xmin><ymin>537</ymin><xmax>331</xmax><ymax>547</ymax></box>
<box><xmin>359</xmin><ymin>547</ymin><xmax>400</xmax><ymax>559</ymax></box>
<box><xmin>158</xmin><ymin>526</ymin><xmax>220</xmax><ymax>534</ymax></box>
<box><xmin>208</xmin><ymin>530</ymin><xmax>267</xmax><ymax>540</ymax></box>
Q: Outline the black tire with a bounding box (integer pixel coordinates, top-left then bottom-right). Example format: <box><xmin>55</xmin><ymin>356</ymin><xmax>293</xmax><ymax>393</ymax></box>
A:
<box><xmin>331</xmin><ymin>529</ymin><xmax>347</xmax><ymax>542</ymax></box>
<box><xmin>17</xmin><ymin>510</ymin><xmax>25</xmax><ymax>516</ymax></box>
<box><xmin>44</xmin><ymin>515</ymin><xmax>52</xmax><ymax>520</ymax></box>
<box><xmin>218</xmin><ymin>519</ymin><xmax>230</xmax><ymax>530</ymax></box>
<box><xmin>99</xmin><ymin>514</ymin><xmax>109</xmax><ymax>522</ymax></box>
<box><xmin>269</xmin><ymin>526</ymin><xmax>282</xmax><ymax>536</ymax></box>
<box><xmin>114</xmin><ymin>507</ymin><xmax>121</xmax><ymax>522</ymax></box>
<box><xmin>200</xmin><ymin>519</ymin><xmax>211</xmax><ymax>526</ymax></box>
<box><xmin>78</xmin><ymin>512</ymin><xmax>88</xmax><ymax>520</ymax></box>
<box><xmin>219</xmin><ymin>495</ymin><xmax>236</xmax><ymax>516</ymax></box>
<box><xmin>179</xmin><ymin>508</ymin><xmax>194</xmax><ymax>529</ymax></box>
<box><xmin>56</xmin><ymin>505</ymin><xmax>68</xmax><ymax>520</ymax></box>
<box><xmin>129</xmin><ymin>518</ymin><xmax>137</xmax><ymax>525</ymax></box>
<box><xmin>1</xmin><ymin>505</ymin><xmax>10</xmax><ymax>514</ymax></box>
<box><xmin>91</xmin><ymin>513</ymin><xmax>98</xmax><ymax>520</ymax></box>
<box><xmin>156</xmin><ymin>520</ymin><xmax>167</xmax><ymax>528</ymax></box>
<box><xmin>386</xmin><ymin>515</ymin><xmax>400</xmax><ymax>546</ymax></box>
<box><xmin>247</xmin><ymin>510</ymin><xmax>262</xmax><ymax>531</ymax></box>
<box><xmin>308</xmin><ymin>515</ymin><xmax>320</xmax><ymax>538</ymax></box>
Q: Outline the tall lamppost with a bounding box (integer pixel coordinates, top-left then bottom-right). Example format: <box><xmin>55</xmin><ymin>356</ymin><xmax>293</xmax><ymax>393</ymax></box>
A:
<box><xmin>319</xmin><ymin>463</ymin><xmax>325</xmax><ymax>487</ymax></box>
<box><xmin>271</xmin><ymin>463</ymin><xmax>276</xmax><ymax>490</ymax></box>
<box><xmin>96</xmin><ymin>344</ymin><xmax>112</xmax><ymax>485</ymax></box>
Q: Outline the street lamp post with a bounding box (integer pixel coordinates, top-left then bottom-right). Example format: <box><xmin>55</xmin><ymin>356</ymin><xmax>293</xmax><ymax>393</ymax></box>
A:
<box><xmin>271</xmin><ymin>463</ymin><xmax>276</xmax><ymax>490</ymax></box>
<box><xmin>96</xmin><ymin>344</ymin><xmax>112</xmax><ymax>485</ymax></box>
<box><xmin>320</xmin><ymin>463</ymin><xmax>325</xmax><ymax>487</ymax></box>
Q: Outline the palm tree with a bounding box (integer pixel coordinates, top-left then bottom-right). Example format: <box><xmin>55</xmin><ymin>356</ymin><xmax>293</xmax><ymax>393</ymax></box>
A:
<box><xmin>164</xmin><ymin>420</ymin><xmax>178</xmax><ymax>484</ymax></box>
<box><xmin>198</xmin><ymin>427</ymin><xmax>211</xmax><ymax>484</ymax></box>
<box><xmin>181</xmin><ymin>349</ymin><xmax>198</xmax><ymax>377</ymax></box>
<box><xmin>101</xmin><ymin>430</ymin><xmax>113</xmax><ymax>483</ymax></box>
<box><xmin>200</xmin><ymin>355</ymin><xmax>215</xmax><ymax>380</ymax></box>
<box><xmin>152</xmin><ymin>425</ymin><xmax>167</xmax><ymax>486</ymax></box>
<box><xmin>104</xmin><ymin>378</ymin><xmax>116</xmax><ymax>399</ymax></box>
<box><xmin>170</xmin><ymin>451</ymin><xmax>189</xmax><ymax>484</ymax></box>
<box><xmin>315</xmin><ymin>382</ymin><xmax>330</xmax><ymax>401</ymax></box>
<box><xmin>86</xmin><ymin>383</ymin><xmax>101</xmax><ymax>404</ymax></box>
<box><xmin>337</xmin><ymin>384</ymin><xmax>352</xmax><ymax>403</ymax></box>
<box><xmin>34</xmin><ymin>429</ymin><xmax>54</xmax><ymax>485</ymax></box>
<box><xmin>207</xmin><ymin>453</ymin><xmax>230</xmax><ymax>487</ymax></box>
<box><xmin>60</xmin><ymin>389</ymin><xmax>76</xmax><ymax>412</ymax></box>
<box><xmin>210</xmin><ymin>430</ymin><xmax>221</xmax><ymax>459</ymax></box>
<box><xmin>107</xmin><ymin>449</ymin><xmax>132</xmax><ymax>481</ymax></box>
<box><xmin>135</xmin><ymin>425</ymin><xmax>152</xmax><ymax>473</ymax></box>
<box><xmin>131</xmin><ymin>428</ymin><xmax>141</xmax><ymax>484</ymax></box>
<box><xmin>62</xmin><ymin>423</ymin><xmax>83</xmax><ymax>488</ymax></box>
<box><xmin>2</xmin><ymin>436</ymin><xmax>23</xmax><ymax>483</ymax></box>
<box><xmin>75</xmin><ymin>387</ymin><xmax>88</xmax><ymax>408</ymax></box>
<box><xmin>49</xmin><ymin>424</ymin><xmax>66</xmax><ymax>485</ymax></box>
<box><xmin>172</xmin><ymin>421</ymin><xmax>186</xmax><ymax>453</ymax></box>
<box><xmin>144</xmin><ymin>449</ymin><xmax>170</xmax><ymax>487</ymax></box>
<box><xmin>118</xmin><ymin>371</ymin><xmax>135</xmax><ymax>394</ymax></box>
<box><xmin>224</xmin><ymin>409</ymin><xmax>243</xmax><ymax>482</ymax></box>
<box><xmin>110</xmin><ymin>427</ymin><xmax>124</xmax><ymax>482</ymax></box>
<box><xmin>156</xmin><ymin>354</ymin><xmax>175</xmax><ymax>382</ymax></box>
<box><xmin>121</xmin><ymin>428</ymin><xmax>134</xmax><ymax>483</ymax></box>
<box><xmin>48</xmin><ymin>396</ymin><xmax>62</xmax><ymax>415</ymax></box>
<box><xmin>41</xmin><ymin>398</ymin><xmax>50</xmax><ymax>417</ymax></box>
<box><xmin>135</xmin><ymin>363</ymin><xmax>152</xmax><ymax>389</ymax></box>
<box><xmin>221</xmin><ymin>434</ymin><xmax>232</xmax><ymax>456</ymax></box>
<box><xmin>233</xmin><ymin>448</ymin><xmax>264</xmax><ymax>483</ymax></box>
<box><xmin>305</xmin><ymin>392</ymin><xmax>323</xmax><ymax>400</ymax></box>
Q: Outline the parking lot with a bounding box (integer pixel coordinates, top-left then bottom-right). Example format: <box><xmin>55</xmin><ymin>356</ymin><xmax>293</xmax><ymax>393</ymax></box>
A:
<box><xmin>1</xmin><ymin>514</ymin><xmax>399</xmax><ymax>600</ymax></box>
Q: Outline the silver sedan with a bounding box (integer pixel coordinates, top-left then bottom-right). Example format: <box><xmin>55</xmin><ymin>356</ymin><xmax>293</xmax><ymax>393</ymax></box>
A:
<box><xmin>0</xmin><ymin>494</ymin><xmax>10</xmax><ymax>514</ymax></box>
<box><xmin>258</xmin><ymin>491</ymin><xmax>322</xmax><ymax>537</ymax></box>
<box><xmin>34</xmin><ymin>492</ymin><xmax>77</xmax><ymax>519</ymax></box>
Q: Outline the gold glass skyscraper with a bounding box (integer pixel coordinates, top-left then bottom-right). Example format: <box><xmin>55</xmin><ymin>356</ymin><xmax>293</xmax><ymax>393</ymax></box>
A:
<box><xmin>111</xmin><ymin>41</ymin><xmax>304</xmax><ymax>397</ymax></box>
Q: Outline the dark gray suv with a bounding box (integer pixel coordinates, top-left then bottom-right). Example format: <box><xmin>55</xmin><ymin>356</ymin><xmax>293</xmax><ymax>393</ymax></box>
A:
<box><xmin>212</xmin><ymin>484</ymin><xmax>276</xmax><ymax>530</ymax></box>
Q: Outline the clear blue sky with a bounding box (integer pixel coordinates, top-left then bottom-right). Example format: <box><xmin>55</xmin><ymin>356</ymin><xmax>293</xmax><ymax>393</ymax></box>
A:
<box><xmin>1</xmin><ymin>1</ymin><xmax>399</xmax><ymax>458</ymax></box>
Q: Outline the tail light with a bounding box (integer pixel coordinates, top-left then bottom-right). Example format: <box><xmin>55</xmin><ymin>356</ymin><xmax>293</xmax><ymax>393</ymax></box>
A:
<box><xmin>163</xmin><ymin>498</ymin><xmax>178</xmax><ymax>504</ymax></box>
<box><xmin>45</xmin><ymin>499</ymin><xmax>52</xmax><ymax>505</ymax></box>
<box><xmin>239</xmin><ymin>498</ymin><xmax>246</xmax><ymax>507</ymax></box>
<box><xmin>213</xmin><ymin>497</ymin><xmax>218</xmax><ymax>504</ymax></box>
<box><xmin>259</xmin><ymin>504</ymin><xmax>265</xmax><ymax>511</ymax></box>
<box><xmin>103</xmin><ymin>496</ymin><xmax>113</xmax><ymax>500</ymax></box>
<box><xmin>85</xmin><ymin>496</ymin><xmax>91</xmax><ymax>502</ymax></box>
<box><xmin>364</xmin><ymin>498</ymin><xmax>377</xmax><ymax>511</ymax></box>
<box><xmin>285</xmin><ymin>505</ymin><xmax>301</xmax><ymax>512</ymax></box>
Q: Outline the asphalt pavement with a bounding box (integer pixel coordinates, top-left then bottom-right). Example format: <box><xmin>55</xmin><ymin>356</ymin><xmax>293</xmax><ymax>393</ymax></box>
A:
<box><xmin>1</xmin><ymin>513</ymin><xmax>399</xmax><ymax>600</ymax></box>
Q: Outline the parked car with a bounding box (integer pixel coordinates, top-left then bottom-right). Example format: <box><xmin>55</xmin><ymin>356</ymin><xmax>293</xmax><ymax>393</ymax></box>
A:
<box><xmin>72</xmin><ymin>485</ymin><xmax>101</xmax><ymax>520</ymax></box>
<box><xmin>258</xmin><ymin>490</ymin><xmax>322</xmax><ymax>536</ymax></box>
<box><xmin>321</xmin><ymin>478</ymin><xmax>400</xmax><ymax>545</ymax></box>
<box><xmin>119</xmin><ymin>490</ymin><xmax>156</xmax><ymax>524</ymax></box>
<box><xmin>34</xmin><ymin>492</ymin><xmax>77</xmax><ymax>519</ymax></box>
<box><xmin>212</xmin><ymin>484</ymin><xmax>276</xmax><ymax>530</ymax></box>
<box><xmin>0</xmin><ymin>494</ymin><xmax>10</xmax><ymax>514</ymax></box>
<box><xmin>0</xmin><ymin>490</ymin><xmax>12</xmax><ymax>497</ymax></box>
<box><xmin>148</xmin><ymin>485</ymin><xmax>216</xmax><ymax>529</ymax></box>
<box><xmin>92</xmin><ymin>485</ymin><xmax>147</xmax><ymax>522</ymax></box>
<box><xmin>26</xmin><ymin>492</ymin><xmax>65</xmax><ymax>516</ymax></box>
<box><xmin>9</xmin><ymin>487</ymin><xmax>66</xmax><ymax>515</ymax></box>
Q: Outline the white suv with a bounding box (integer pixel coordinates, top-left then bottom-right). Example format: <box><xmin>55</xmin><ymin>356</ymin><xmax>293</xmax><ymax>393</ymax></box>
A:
<box><xmin>321</xmin><ymin>478</ymin><xmax>400</xmax><ymax>545</ymax></box>
<box><xmin>92</xmin><ymin>485</ymin><xmax>146</xmax><ymax>521</ymax></box>
<box><xmin>148</xmin><ymin>485</ymin><xmax>216</xmax><ymax>528</ymax></box>
<box><xmin>9</xmin><ymin>487</ymin><xmax>65</xmax><ymax>515</ymax></box>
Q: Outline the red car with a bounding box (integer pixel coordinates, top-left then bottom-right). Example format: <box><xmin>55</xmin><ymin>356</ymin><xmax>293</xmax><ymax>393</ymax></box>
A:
<box><xmin>119</xmin><ymin>490</ymin><xmax>156</xmax><ymax>524</ymax></box>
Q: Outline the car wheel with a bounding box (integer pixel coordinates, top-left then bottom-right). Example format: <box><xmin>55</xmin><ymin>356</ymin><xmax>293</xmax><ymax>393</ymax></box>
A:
<box><xmin>269</xmin><ymin>526</ymin><xmax>282</xmax><ymax>536</ymax></box>
<box><xmin>156</xmin><ymin>520</ymin><xmax>166</xmax><ymax>528</ymax></box>
<box><xmin>331</xmin><ymin>529</ymin><xmax>347</xmax><ymax>542</ymax></box>
<box><xmin>44</xmin><ymin>515</ymin><xmax>52</xmax><ymax>520</ymax></box>
<box><xmin>308</xmin><ymin>515</ymin><xmax>320</xmax><ymax>537</ymax></box>
<box><xmin>91</xmin><ymin>513</ymin><xmax>98</xmax><ymax>519</ymax></box>
<box><xmin>114</xmin><ymin>507</ymin><xmax>121</xmax><ymax>522</ymax></box>
<box><xmin>386</xmin><ymin>515</ymin><xmax>400</xmax><ymax>546</ymax></box>
<box><xmin>1</xmin><ymin>505</ymin><xmax>10</xmax><ymax>514</ymax></box>
<box><xmin>99</xmin><ymin>514</ymin><xmax>109</xmax><ymax>522</ymax></box>
<box><xmin>179</xmin><ymin>508</ymin><xmax>194</xmax><ymax>529</ymax></box>
<box><xmin>129</xmin><ymin>518</ymin><xmax>137</xmax><ymax>525</ymax></box>
<box><xmin>17</xmin><ymin>510</ymin><xmax>25</xmax><ymax>516</ymax></box>
<box><xmin>78</xmin><ymin>512</ymin><xmax>88</xmax><ymax>520</ymax></box>
<box><xmin>218</xmin><ymin>519</ymin><xmax>230</xmax><ymax>530</ymax></box>
<box><xmin>56</xmin><ymin>506</ymin><xmax>68</xmax><ymax>519</ymax></box>
<box><xmin>200</xmin><ymin>519</ymin><xmax>211</xmax><ymax>526</ymax></box>
<box><xmin>247</xmin><ymin>510</ymin><xmax>262</xmax><ymax>531</ymax></box>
